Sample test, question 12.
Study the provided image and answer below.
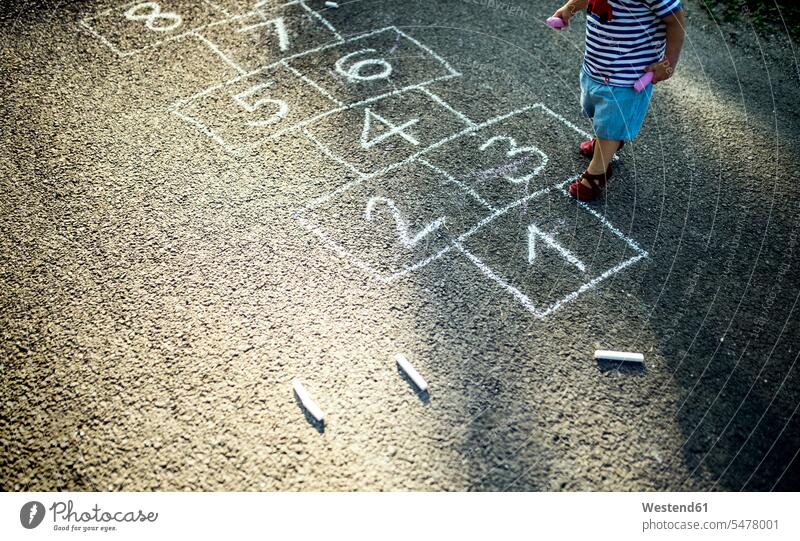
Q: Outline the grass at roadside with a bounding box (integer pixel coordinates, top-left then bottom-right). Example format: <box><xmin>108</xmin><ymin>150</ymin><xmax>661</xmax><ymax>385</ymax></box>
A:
<box><xmin>700</xmin><ymin>0</ymin><xmax>800</xmax><ymax>43</ymax></box>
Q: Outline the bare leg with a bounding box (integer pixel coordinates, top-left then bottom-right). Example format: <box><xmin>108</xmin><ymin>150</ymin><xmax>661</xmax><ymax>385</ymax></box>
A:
<box><xmin>582</xmin><ymin>137</ymin><xmax>620</xmax><ymax>187</ymax></box>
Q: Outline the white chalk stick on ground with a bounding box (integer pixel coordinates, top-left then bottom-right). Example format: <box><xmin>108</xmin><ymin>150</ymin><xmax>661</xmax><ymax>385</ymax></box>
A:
<box><xmin>292</xmin><ymin>379</ymin><xmax>325</xmax><ymax>422</ymax></box>
<box><xmin>395</xmin><ymin>353</ymin><xmax>428</xmax><ymax>392</ymax></box>
<box><xmin>325</xmin><ymin>1</ymin><xmax>338</xmax><ymax>8</ymax></box>
<box><xmin>594</xmin><ymin>350</ymin><xmax>645</xmax><ymax>363</ymax></box>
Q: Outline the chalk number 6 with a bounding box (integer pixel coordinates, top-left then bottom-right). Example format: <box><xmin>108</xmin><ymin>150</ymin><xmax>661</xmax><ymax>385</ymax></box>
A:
<box><xmin>335</xmin><ymin>49</ymin><xmax>393</xmax><ymax>82</ymax></box>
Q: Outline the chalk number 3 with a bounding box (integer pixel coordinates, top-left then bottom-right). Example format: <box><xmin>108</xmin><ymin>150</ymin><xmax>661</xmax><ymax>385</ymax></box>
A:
<box><xmin>125</xmin><ymin>2</ymin><xmax>183</xmax><ymax>33</ymax></box>
<box><xmin>480</xmin><ymin>135</ymin><xmax>548</xmax><ymax>184</ymax></box>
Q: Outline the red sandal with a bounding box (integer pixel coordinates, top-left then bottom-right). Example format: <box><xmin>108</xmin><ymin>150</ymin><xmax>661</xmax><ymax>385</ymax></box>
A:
<box><xmin>579</xmin><ymin>138</ymin><xmax>625</xmax><ymax>159</ymax></box>
<box><xmin>569</xmin><ymin>164</ymin><xmax>613</xmax><ymax>202</ymax></box>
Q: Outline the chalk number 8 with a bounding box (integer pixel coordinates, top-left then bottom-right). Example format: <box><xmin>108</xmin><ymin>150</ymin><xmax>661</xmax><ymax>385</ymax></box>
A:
<box><xmin>125</xmin><ymin>2</ymin><xmax>183</xmax><ymax>33</ymax></box>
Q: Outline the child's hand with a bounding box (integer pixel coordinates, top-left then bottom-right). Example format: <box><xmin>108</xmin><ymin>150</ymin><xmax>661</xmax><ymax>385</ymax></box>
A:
<box><xmin>554</xmin><ymin>1</ymin><xmax>580</xmax><ymax>26</ymax></box>
<box><xmin>645</xmin><ymin>58</ymin><xmax>676</xmax><ymax>84</ymax></box>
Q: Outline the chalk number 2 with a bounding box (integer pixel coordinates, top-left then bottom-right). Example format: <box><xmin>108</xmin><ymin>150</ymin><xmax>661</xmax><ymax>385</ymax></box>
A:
<box><xmin>365</xmin><ymin>197</ymin><xmax>445</xmax><ymax>249</ymax></box>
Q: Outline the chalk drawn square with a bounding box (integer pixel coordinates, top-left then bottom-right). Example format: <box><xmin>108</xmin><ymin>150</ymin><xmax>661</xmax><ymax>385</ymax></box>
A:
<box><xmin>423</xmin><ymin>104</ymin><xmax>593</xmax><ymax>209</ymax></box>
<box><xmin>205</xmin><ymin>0</ymin><xmax>266</xmax><ymax>15</ymax></box>
<box><xmin>303</xmin><ymin>87</ymin><xmax>473</xmax><ymax>177</ymax></box>
<box><xmin>79</xmin><ymin>0</ymin><xmax>226</xmax><ymax>56</ymax></box>
<box><xmin>284</xmin><ymin>26</ymin><xmax>460</xmax><ymax>106</ymax></box>
<box><xmin>296</xmin><ymin>161</ymin><xmax>493</xmax><ymax>282</ymax></box>
<box><xmin>198</xmin><ymin>1</ymin><xmax>344</xmax><ymax>73</ymax></box>
<box><xmin>458</xmin><ymin>187</ymin><xmax>647</xmax><ymax>318</ymax></box>
<box><xmin>171</xmin><ymin>62</ymin><xmax>340</xmax><ymax>153</ymax></box>
<box><xmin>208</xmin><ymin>0</ymin><xmax>333</xmax><ymax>15</ymax></box>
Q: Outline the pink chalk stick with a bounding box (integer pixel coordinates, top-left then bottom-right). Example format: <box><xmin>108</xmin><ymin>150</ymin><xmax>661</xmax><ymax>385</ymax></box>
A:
<box><xmin>634</xmin><ymin>71</ymin><xmax>655</xmax><ymax>92</ymax></box>
<box><xmin>546</xmin><ymin>16</ymin><xmax>565</xmax><ymax>29</ymax></box>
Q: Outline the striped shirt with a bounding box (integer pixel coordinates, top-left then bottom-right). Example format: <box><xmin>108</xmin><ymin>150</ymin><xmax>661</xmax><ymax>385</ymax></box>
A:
<box><xmin>583</xmin><ymin>0</ymin><xmax>683</xmax><ymax>87</ymax></box>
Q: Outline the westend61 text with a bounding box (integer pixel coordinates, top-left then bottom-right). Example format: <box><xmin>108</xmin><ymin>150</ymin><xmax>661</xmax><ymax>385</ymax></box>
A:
<box><xmin>642</xmin><ymin>502</ymin><xmax>708</xmax><ymax>513</ymax></box>
<box><xmin>50</xmin><ymin>500</ymin><xmax>158</xmax><ymax>523</ymax></box>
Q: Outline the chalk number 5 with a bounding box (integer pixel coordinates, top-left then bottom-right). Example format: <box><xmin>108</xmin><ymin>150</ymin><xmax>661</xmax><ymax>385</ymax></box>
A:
<box><xmin>234</xmin><ymin>81</ymin><xmax>290</xmax><ymax>128</ymax></box>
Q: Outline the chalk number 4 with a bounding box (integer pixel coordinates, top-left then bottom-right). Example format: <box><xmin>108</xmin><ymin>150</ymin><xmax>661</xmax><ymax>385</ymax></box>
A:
<box><xmin>360</xmin><ymin>108</ymin><xmax>419</xmax><ymax>149</ymax></box>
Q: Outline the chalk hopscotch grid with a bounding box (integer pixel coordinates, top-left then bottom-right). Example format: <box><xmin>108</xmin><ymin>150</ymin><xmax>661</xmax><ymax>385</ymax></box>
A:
<box><xmin>307</xmin><ymin>102</ymin><xmax>597</xmax><ymax>181</ymax></box>
<box><xmin>296</xmin><ymin>101</ymin><xmax>580</xmax><ymax>281</ymax></box>
<box><xmin>79</xmin><ymin>0</ymin><xmax>646</xmax><ymax>319</ymax></box>
<box><xmin>78</xmin><ymin>0</ymin><xmax>341</xmax><ymax>59</ymax></box>
<box><xmin>456</xmin><ymin>179</ymin><xmax>648</xmax><ymax>319</ymax></box>
<box><xmin>78</xmin><ymin>0</ymin><xmax>242</xmax><ymax>57</ymax></box>
<box><xmin>293</xmin><ymin>156</ymin><xmax>495</xmax><ymax>283</ymax></box>
<box><xmin>168</xmin><ymin>26</ymin><xmax>462</xmax><ymax>155</ymax></box>
<box><xmin>300</xmin><ymin>98</ymin><xmax>647</xmax><ymax>317</ymax></box>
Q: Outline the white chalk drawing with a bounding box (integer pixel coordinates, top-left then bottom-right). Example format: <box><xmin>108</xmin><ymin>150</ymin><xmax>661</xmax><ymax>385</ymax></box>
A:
<box><xmin>335</xmin><ymin>49</ymin><xmax>393</xmax><ymax>82</ymax></box>
<box><xmin>454</xmin><ymin>177</ymin><xmax>648</xmax><ymax>318</ymax></box>
<box><xmin>302</xmin><ymin>87</ymin><xmax>477</xmax><ymax>177</ymax></box>
<box><xmin>283</xmin><ymin>63</ymin><xmax>343</xmax><ymax>105</ymax></box>
<box><xmin>295</xmin><ymin>0</ymin><xmax>343</xmax><ymax>42</ymax></box>
<box><xmin>78</xmin><ymin>0</ymin><xmax>230</xmax><ymax>57</ymax></box>
<box><xmin>305</xmin><ymin>102</ymin><xmax>582</xmax><ymax>183</ymax></box>
<box><xmin>417</xmin><ymin>158</ymin><xmax>495</xmax><ymax>212</ymax></box>
<box><xmin>169</xmin><ymin>26</ymin><xmax>461</xmax><ymax>155</ymax></box>
<box><xmin>365</xmin><ymin>197</ymin><xmax>446</xmax><ymax>249</ymax></box>
<box><xmin>196</xmin><ymin>2</ymin><xmax>344</xmax><ymax>74</ymax></box>
<box><xmin>479</xmin><ymin>135</ymin><xmax>548</xmax><ymax>185</ymax></box>
<box><xmin>124</xmin><ymin>2</ymin><xmax>183</xmax><ymax>32</ymax></box>
<box><xmin>233</xmin><ymin>81</ymin><xmax>290</xmax><ymax>126</ymax></box>
<box><xmin>360</xmin><ymin>108</ymin><xmax>419</xmax><ymax>149</ymax></box>
<box><xmin>75</xmin><ymin>0</ymin><xmax>646</xmax><ymax>318</ymax></box>
<box><xmin>294</xmin><ymin>158</ymin><xmax>492</xmax><ymax>282</ymax></box>
<box><xmin>192</xmin><ymin>30</ymin><xmax>246</xmax><ymax>74</ymax></box>
<box><xmin>527</xmin><ymin>223</ymin><xmax>586</xmax><ymax>272</ymax></box>
<box><xmin>237</xmin><ymin>17</ymin><xmax>290</xmax><ymax>51</ymax></box>
<box><xmin>301</xmin><ymin>100</ymin><xmax>647</xmax><ymax>317</ymax></box>
<box><xmin>79</xmin><ymin>0</ymin><xmax>339</xmax><ymax>61</ymax></box>
<box><xmin>295</xmin><ymin>213</ymin><xmax>457</xmax><ymax>284</ymax></box>
<box><xmin>417</xmin><ymin>86</ymin><xmax>477</xmax><ymax>128</ymax></box>
<box><xmin>171</xmin><ymin>61</ymin><xmax>343</xmax><ymax>153</ymax></box>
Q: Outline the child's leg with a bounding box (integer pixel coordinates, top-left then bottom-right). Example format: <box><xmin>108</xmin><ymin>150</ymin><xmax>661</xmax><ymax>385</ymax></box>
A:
<box><xmin>581</xmin><ymin>137</ymin><xmax>620</xmax><ymax>186</ymax></box>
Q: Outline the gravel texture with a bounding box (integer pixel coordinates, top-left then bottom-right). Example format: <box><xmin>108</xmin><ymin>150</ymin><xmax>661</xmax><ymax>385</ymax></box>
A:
<box><xmin>1</xmin><ymin>0</ymin><xmax>798</xmax><ymax>491</ymax></box>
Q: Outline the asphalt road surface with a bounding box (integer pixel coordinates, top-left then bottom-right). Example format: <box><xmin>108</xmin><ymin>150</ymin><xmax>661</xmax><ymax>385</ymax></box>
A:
<box><xmin>2</xmin><ymin>0</ymin><xmax>799</xmax><ymax>491</ymax></box>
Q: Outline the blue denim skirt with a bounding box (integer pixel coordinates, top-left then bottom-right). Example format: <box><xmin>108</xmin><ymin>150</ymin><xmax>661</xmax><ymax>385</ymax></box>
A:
<box><xmin>580</xmin><ymin>68</ymin><xmax>654</xmax><ymax>141</ymax></box>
